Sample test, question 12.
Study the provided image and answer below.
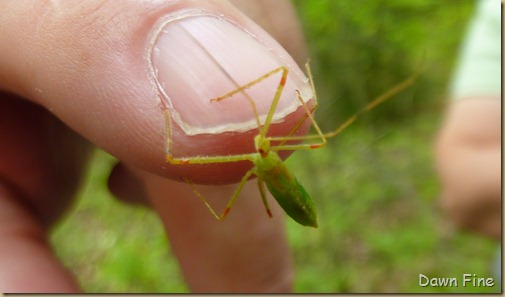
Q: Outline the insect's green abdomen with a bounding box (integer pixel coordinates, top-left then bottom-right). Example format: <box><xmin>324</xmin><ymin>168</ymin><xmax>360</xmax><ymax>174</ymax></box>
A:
<box><xmin>255</xmin><ymin>153</ymin><xmax>318</xmax><ymax>228</ymax></box>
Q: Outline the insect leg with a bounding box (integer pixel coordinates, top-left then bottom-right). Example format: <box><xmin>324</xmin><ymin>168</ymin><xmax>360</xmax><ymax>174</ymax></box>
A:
<box><xmin>269</xmin><ymin>88</ymin><xmax>327</xmax><ymax>151</ymax></box>
<box><xmin>270</xmin><ymin>67</ymin><xmax>419</xmax><ymax>152</ymax></box>
<box><xmin>268</xmin><ymin>61</ymin><xmax>327</xmax><ymax>151</ymax></box>
<box><xmin>276</xmin><ymin>61</ymin><xmax>322</xmax><ymax>142</ymax></box>
<box><xmin>210</xmin><ymin>66</ymin><xmax>289</xmax><ymax>138</ymax></box>
<box><xmin>323</xmin><ymin>71</ymin><xmax>418</xmax><ymax>139</ymax></box>
<box><xmin>184</xmin><ymin>168</ymin><xmax>255</xmax><ymax>220</ymax></box>
<box><xmin>164</xmin><ymin>109</ymin><xmax>255</xmax><ymax>165</ymax></box>
<box><xmin>257</xmin><ymin>179</ymin><xmax>273</xmax><ymax>218</ymax></box>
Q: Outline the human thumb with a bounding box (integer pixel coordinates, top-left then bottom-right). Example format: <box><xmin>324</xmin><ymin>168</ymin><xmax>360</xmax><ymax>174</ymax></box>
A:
<box><xmin>0</xmin><ymin>0</ymin><xmax>313</xmax><ymax>183</ymax></box>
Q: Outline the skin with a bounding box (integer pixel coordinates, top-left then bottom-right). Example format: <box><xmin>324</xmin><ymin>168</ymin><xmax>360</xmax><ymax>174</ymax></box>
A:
<box><xmin>0</xmin><ymin>0</ymin><xmax>308</xmax><ymax>292</ymax></box>
<box><xmin>435</xmin><ymin>98</ymin><xmax>501</xmax><ymax>240</ymax></box>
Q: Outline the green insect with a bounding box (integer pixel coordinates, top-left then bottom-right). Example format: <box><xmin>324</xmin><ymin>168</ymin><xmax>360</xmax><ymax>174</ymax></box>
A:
<box><xmin>163</xmin><ymin>63</ymin><xmax>416</xmax><ymax>228</ymax></box>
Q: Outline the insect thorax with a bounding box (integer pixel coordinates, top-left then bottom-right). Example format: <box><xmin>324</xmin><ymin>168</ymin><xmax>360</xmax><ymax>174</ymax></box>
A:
<box><xmin>254</xmin><ymin>151</ymin><xmax>283</xmax><ymax>178</ymax></box>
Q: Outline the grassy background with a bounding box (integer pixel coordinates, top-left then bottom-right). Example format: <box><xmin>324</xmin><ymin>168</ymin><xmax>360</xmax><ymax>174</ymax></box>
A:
<box><xmin>50</xmin><ymin>0</ymin><xmax>500</xmax><ymax>293</ymax></box>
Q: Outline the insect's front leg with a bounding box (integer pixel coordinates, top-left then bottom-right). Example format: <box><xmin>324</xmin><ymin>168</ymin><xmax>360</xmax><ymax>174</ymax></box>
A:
<box><xmin>268</xmin><ymin>89</ymin><xmax>327</xmax><ymax>152</ymax></box>
<box><xmin>163</xmin><ymin>109</ymin><xmax>256</xmax><ymax>165</ymax></box>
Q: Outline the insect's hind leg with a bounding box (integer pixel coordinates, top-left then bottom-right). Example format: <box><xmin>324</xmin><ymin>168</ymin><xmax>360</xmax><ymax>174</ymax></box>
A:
<box><xmin>258</xmin><ymin>179</ymin><xmax>273</xmax><ymax>218</ymax></box>
<box><xmin>184</xmin><ymin>169</ymin><xmax>255</xmax><ymax>220</ymax></box>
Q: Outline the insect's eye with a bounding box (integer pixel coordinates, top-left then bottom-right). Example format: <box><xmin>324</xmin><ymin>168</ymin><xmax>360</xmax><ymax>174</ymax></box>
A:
<box><xmin>258</xmin><ymin>148</ymin><xmax>268</xmax><ymax>158</ymax></box>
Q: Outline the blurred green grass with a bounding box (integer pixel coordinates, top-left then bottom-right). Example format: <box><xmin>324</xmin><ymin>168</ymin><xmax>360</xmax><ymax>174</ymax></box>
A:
<box><xmin>50</xmin><ymin>0</ymin><xmax>499</xmax><ymax>293</ymax></box>
<box><xmin>51</xmin><ymin>151</ymin><xmax>187</xmax><ymax>292</ymax></box>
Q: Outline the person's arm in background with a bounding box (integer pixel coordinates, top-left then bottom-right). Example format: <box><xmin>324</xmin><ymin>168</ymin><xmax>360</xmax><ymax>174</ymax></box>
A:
<box><xmin>436</xmin><ymin>99</ymin><xmax>500</xmax><ymax>239</ymax></box>
<box><xmin>435</xmin><ymin>0</ymin><xmax>501</xmax><ymax>240</ymax></box>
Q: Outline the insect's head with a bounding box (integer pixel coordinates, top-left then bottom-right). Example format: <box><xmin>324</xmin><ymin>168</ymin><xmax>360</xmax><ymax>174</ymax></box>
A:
<box><xmin>254</xmin><ymin>135</ymin><xmax>270</xmax><ymax>158</ymax></box>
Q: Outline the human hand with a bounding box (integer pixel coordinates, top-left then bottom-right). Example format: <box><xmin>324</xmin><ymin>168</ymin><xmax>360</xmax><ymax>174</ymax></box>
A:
<box><xmin>0</xmin><ymin>0</ymin><xmax>311</xmax><ymax>292</ymax></box>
